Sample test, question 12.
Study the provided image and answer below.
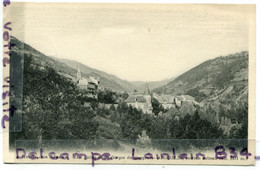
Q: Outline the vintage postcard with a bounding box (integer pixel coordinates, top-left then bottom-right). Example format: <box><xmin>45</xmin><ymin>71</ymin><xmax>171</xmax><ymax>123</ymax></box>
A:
<box><xmin>2</xmin><ymin>2</ymin><xmax>256</xmax><ymax>165</ymax></box>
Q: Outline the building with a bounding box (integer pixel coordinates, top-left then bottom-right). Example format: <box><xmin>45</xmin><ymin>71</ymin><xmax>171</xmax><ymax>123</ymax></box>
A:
<box><xmin>76</xmin><ymin>68</ymin><xmax>100</xmax><ymax>99</ymax></box>
<box><xmin>153</xmin><ymin>93</ymin><xmax>196</xmax><ymax>109</ymax></box>
<box><xmin>125</xmin><ymin>95</ymin><xmax>153</xmax><ymax>114</ymax></box>
<box><xmin>125</xmin><ymin>83</ymin><xmax>153</xmax><ymax>114</ymax></box>
<box><xmin>153</xmin><ymin>93</ymin><xmax>176</xmax><ymax>110</ymax></box>
<box><xmin>174</xmin><ymin>95</ymin><xmax>195</xmax><ymax>107</ymax></box>
<box><xmin>159</xmin><ymin>95</ymin><xmax>175</xmax><ymax>109</ymax></box>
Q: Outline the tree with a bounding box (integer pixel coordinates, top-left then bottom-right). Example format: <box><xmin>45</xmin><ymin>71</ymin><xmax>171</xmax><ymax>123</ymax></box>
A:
<box><xmin>151</xmin><ymin>97</ymin><xmax>164</xmax><ymax>116</ymax></box>
<box><xmin>15</xmin><ymin>54</ymin><xmax>99</xmax><ymax>144</ymax></box>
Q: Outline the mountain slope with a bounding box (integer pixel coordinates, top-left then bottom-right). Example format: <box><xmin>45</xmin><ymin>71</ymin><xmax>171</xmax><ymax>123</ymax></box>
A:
<box><xmin>10</xmin><ymin>36</ymin><xmax>134</xmax><ymax>92</ymax></box>
<box><xmin>56</xmin><ymin>58</ymin><xmax>136</xmax><ymax>92</ymax></box>
<box><xmin>10</xmin><ymin>36</ymin><xmax>99</xmax><ymax>145</ymax></box>
<box><xmin>153</xmin><ymin>51</ymin><xmax>248</xmax><ymax>108</ymax></box>
<box><xmin>130</xmin><ymin>77</ymin><xmax>176</xmax><ymax>93</ymax></box>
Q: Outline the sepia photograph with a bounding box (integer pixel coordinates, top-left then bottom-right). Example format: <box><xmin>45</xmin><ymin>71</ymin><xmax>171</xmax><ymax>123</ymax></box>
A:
<box><xmin>2</xmin><ymin>2</ymin><xmax>256</xmax><ymax>165</ymax></box>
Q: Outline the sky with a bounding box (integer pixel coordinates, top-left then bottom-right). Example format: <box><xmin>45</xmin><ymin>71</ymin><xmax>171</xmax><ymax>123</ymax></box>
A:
<box><xmin>10</xmin><ymin>3</ymin><xmax>254</xmax><ymax>81</ymax></box>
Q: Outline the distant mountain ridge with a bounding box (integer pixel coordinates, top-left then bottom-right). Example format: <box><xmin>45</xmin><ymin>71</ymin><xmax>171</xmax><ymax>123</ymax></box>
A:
<box><xmin>55</xmin><ymin>58</ymin><xmax>138</xmax><ymax>92</ymax></box>
<box><xmin>54</xmin><ymin>58</ymin><xmax>177</xmax><ymax>93</ymax></box>
<box><xmin>10</xmin><ymin>36</ymin><xmax>248</xmax><ymax>105</ymax></box>
<box><xmin>10</xmin><ymin>36</ymin><xmax>177</xmax><ymax>93</ymax></box>
<box><xmin>130</xmin><ymin>77</ymin><xmax>176</xmax><ymax>93</ymax></box>
<box><xmin>153</xmin><ymin>51</ymin><xmax>248</xmax><ymax>109</ymax></box>
<box><xmin>10</xmin><ymin>36</ymin><xmax>135</xmax><ymax>92</ymax></box>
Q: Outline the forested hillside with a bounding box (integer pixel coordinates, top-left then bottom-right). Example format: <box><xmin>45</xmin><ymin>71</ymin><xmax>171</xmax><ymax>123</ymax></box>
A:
<box><xmin>56</xmin><ymin>58</ymin><xmax>137</xmax><ymax>92</ymax></box>
<box><xmin>153</xmin><ymin>51</ymin><xmax>248</xmax><ymax>108</ymax></box>
<box><xmin>10</xmin><ymin>46</ymin><xmax>99</xmax><ymax>147</ymax></box>
<box><xmin>9</xmin><ymin>37</ymin><xmax>248</xmax><ymax>152</ymax></box>
<box><xmin>10</xmin><ymin>36</ymin><xmax>135</xmax><ymax>92</ymax></box>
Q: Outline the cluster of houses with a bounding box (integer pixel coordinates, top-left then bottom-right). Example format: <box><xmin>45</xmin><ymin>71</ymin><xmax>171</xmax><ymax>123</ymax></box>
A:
<box><xmin>125</xmin><ymin>83</ymin><xmax>197</xmax><ymax>114</ymax></box>
<box><xmin>76</xmin><ymin>68</ymin><xmax>100</xmax><ymax>99</ymax></box>
<box><xmin>125</xmin><ymin>83</ymin><xmax>153</xmax><ymax>114</ymax></box>
<box><xmin>75</xmin><ymin>69</ymin><xmax>197</xmax><ymax>115</ymax></box>
<box><xmin>153</xmin><ymin>94</ymin><xmax>196</xmax><ymax>108</ymax></box>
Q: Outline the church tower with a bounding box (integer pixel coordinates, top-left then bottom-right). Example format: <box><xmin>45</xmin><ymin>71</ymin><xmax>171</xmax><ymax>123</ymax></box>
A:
<box><xmin>143</xmin><ymin>82</ymin><xmax>153</xmax><ymax>114</ymax></box>
<box><xmin>144</xmin><ymin>82</ymin><xmax>151</xmax><ymax>95</ymax></box>
<box><xmin>76</xmin><ymin>68</ymin><xmax>81</xmax><ymax>83</ymax></box>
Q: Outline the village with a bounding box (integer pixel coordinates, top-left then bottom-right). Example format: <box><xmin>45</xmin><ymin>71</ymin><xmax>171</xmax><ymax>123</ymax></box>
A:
<box><xmin>75</xmin><ymin>68</ymin><xmax>197</xmax><ymax>115</ymax></box>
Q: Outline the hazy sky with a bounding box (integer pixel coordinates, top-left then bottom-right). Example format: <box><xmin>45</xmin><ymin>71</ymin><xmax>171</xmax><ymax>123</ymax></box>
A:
<box><xmin>10</xmin><ymin>3</ymin><xmax>254</xmax><ymax>81</ymax></box>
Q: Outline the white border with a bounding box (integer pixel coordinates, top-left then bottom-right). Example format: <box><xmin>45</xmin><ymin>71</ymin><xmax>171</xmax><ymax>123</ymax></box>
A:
<box><xmin>0</xmin><ymin>0</ymin><xmax>259</xmax><ymax>169</ymax></box>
